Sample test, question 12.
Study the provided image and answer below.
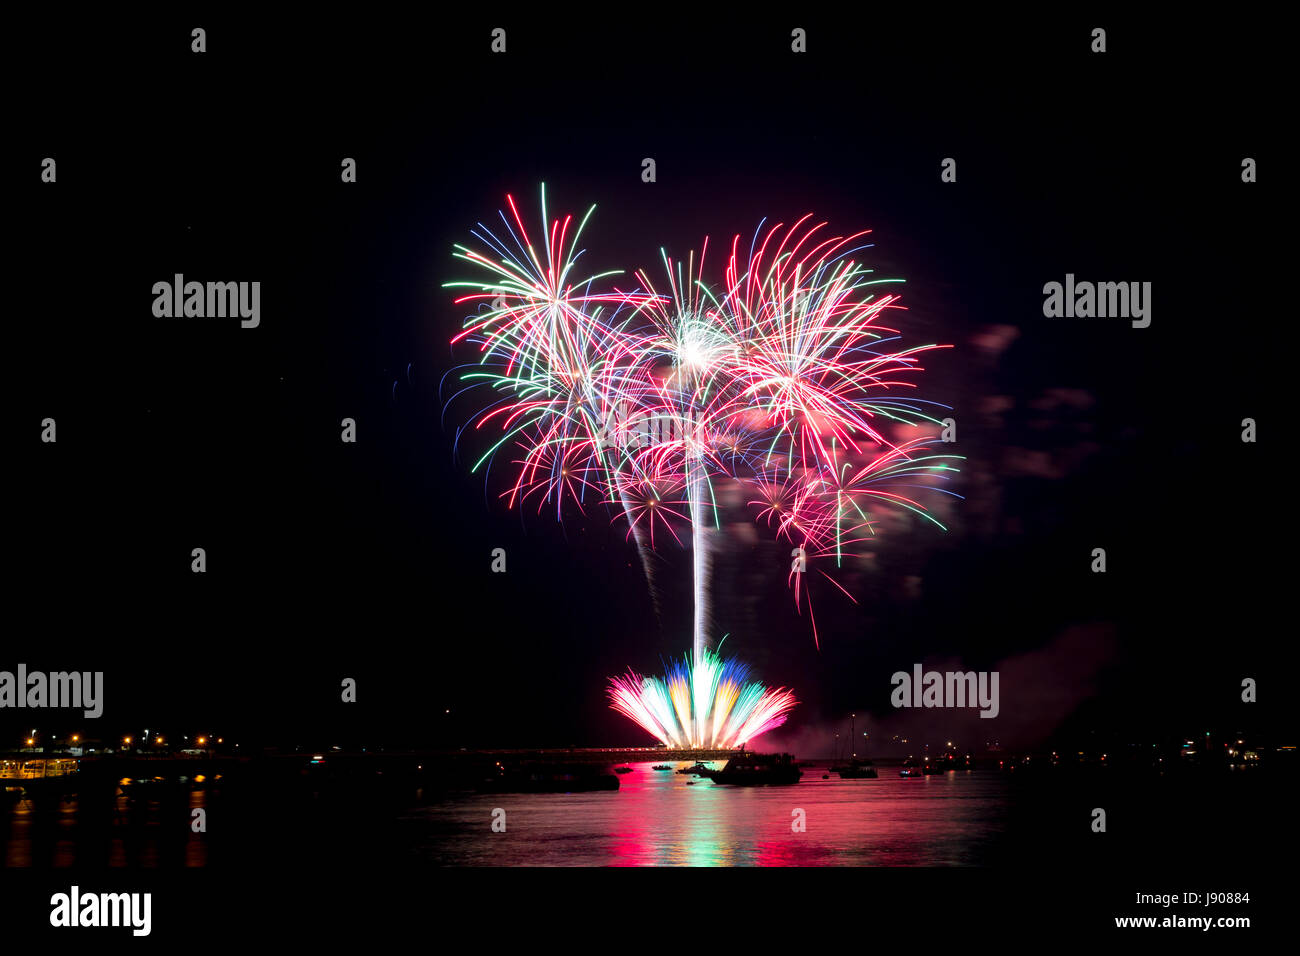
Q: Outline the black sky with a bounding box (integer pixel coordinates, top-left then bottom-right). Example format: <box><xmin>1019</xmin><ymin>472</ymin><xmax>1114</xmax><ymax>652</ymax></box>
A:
<box><xmin>10</xmin><ymin>10</ymin><xmax>1287</xmax><ymax>752</ymax></box>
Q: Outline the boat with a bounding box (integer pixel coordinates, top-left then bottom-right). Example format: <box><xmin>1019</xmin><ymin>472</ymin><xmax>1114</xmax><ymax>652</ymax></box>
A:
<box><xmin>936</xmin><ymin>753</ymin><xmax>973</xmax><ymax>771</ymax></box>
<box><xmin>709</xmin><ymin>751</ymin><xmax>801</xmax><ymax>786</ymax></box>
<box><xmin>676</xmin><ymin>761</ymin><xmax>714</xmax><ymax>776</ymax></box>
<box><xmin>836</xmin><ymin>759</ymin><xmax>878</xmax><ymax>779</ymax></box>
<box><xmin>897</xmin><ymin>755</ymin><xmax>942</xmax><ymax>776</ymax></box>
<box><xmin>479</xmin><ymin>763</ymin><xmax>620</xmax><ymax>793</ymax></box>
<box><xmin>614</xmin><ymin>766</ymin><xmax>633</xmax><ymax>774</ymax></box>
<box><xmin>651</xmin><ymin>764</ymin><xmax>672</xmax><ymax>771</ymax></box>
<box><xmin>828</xmin><ymin>714</ymin><xmax>878</xmax><ymax>778</ymax></box>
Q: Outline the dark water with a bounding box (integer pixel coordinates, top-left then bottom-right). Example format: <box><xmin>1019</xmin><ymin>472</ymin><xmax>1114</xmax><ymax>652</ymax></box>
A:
<box><xmin>3</xmin><ymin>785</ymin><xmax>208</xmax><ymax>867</ymax></box>
<box><xmin>405</xmin><ymin>762</ymin><xmax>1008</xmax><ymax>866</ymax></box>
<box><xmin>4</xmin><ymin>762</ymin><xmax>1283</xmax><ymax>871</ymax></box>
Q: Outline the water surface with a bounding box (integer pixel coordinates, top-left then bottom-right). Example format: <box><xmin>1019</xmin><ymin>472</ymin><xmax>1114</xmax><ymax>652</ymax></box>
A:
<box><xmin>406</xmin><ymin>761</ymin><xmax>1008</xmax><ymax>866</ymax></box>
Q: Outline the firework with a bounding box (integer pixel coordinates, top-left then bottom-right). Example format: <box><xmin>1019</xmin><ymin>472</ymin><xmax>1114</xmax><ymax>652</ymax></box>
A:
<box><xmin>607</xmin><ymin>647</ymin><xmax>797</xmax><ymax>749</ymax></box>
<box><xmin>446</xmin><ymin>186</ymin><xmax>960</xmax><ymax>748</ymax></box>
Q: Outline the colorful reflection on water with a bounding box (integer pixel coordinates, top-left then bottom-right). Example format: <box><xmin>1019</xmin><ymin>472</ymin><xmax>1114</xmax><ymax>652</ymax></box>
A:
<box><xmin>407</xmin><ymin>762</ymin><xmax>1009</xmax><ymax>866</ymax></box>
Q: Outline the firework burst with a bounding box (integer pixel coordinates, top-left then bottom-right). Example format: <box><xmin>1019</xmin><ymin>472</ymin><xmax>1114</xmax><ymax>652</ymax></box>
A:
<box><xmin>445</xmin><ymin>186</ymin><xmax>960</xmax><ymax>748</ymax></box>
<box><xmin>607</xmin><ymin>647</ymin><xmax>796</xmax><ymax>749</ymax></box>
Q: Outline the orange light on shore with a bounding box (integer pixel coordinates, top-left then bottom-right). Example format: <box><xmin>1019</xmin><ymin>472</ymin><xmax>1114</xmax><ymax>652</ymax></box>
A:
<box><xmin>123</xmin><ymin>736</ymin><xmax>132</xmax><ymax>745</ymax></box>
<box><xmin>197</xmin><ymin>737</ymin><xmax>207</xmax><ymax>746</ymax></box>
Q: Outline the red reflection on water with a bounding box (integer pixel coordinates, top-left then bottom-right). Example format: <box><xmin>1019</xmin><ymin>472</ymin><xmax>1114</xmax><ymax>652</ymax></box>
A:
<box><xmin>447</xmin><ymin>762</ymin><xmax>1007</xmax><ymax>867</ymax></box>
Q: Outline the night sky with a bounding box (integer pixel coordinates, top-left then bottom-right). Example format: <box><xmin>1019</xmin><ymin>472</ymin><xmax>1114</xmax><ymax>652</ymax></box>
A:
<box><xmin>11</xmin><ymin>11</ymin><xmax>1285</xmax><ymax>754</ymax></box>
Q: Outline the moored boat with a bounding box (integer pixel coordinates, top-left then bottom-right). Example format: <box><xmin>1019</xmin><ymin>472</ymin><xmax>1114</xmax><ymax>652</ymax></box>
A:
<box><xmin>836</xmin><ymin>759</ymin><xmax>878</xmax><ymax>779</ymax></box>
<box><xmin>710</xmin><ymin>752</ymin><xmax>801</xmax><ymax>786</ymax></box>
<box><xmin>829</xmin><ymin>714</ymin><xmax>877</xmax><ymax>778</ymax></box>
<box><xmin>479</xmin><ymin>762</ymin><xmax>620</xmax><ymax>793</ymax></box>
<box><xmin>676</xmin><ymin>761</ymin><xmax>714</xmax><ymax>776</ymax></box>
